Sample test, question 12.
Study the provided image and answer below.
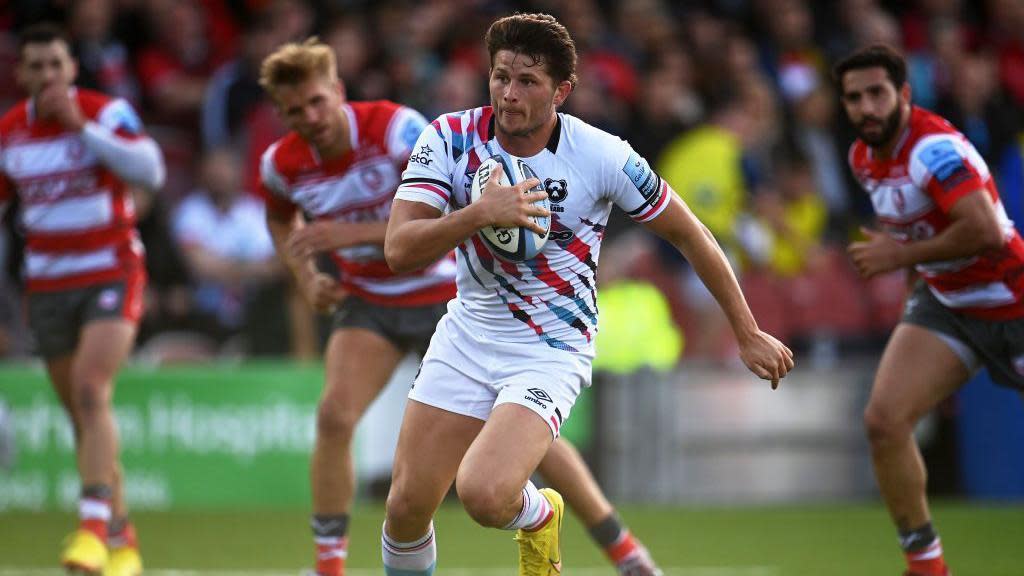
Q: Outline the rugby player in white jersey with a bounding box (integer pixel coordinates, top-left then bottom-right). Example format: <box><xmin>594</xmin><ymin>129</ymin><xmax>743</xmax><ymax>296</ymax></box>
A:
<box><xmin>0</xmin><ymin>23</ymin><xmax>165</xmax><ymax>576</ymax></box>
<box><xmin>258</xmin><ymin>38</ymin><xmax>665</xmax><ymax>576</ymax></box>
<box><xmin>382</xmin><ymin>13</ymin><xmax>793</xmax><ymax>576</ymax></box>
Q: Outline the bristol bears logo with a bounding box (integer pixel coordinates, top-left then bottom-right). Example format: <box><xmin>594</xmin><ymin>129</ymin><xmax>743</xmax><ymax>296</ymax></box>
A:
<box><xmin>544</xmin><ymin>178</ymin><xmax>567</xmax><ymax>213</ymax></box>
<box><xmin>544</xmin><ymin>178</ymin><xmax>568</xmax><ymax>202</ymax></box>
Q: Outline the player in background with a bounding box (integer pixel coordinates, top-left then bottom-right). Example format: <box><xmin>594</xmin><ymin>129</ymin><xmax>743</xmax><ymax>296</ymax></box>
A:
<box><xmin>383</xmin><ymin>13</ymin><xmax>793</xmax><ymax>576</ymax></box>
<box><xmin>258</xmin><ymin>38</ymin><xmax>664</xmax><ymax>576</ymax></box>
<box><xmin>837</xmin><ymin>45</ymin><xmax>1024</xmax><ymax>576</ymax></box>
<box><xmin>0</xmin><ymin>23</ymin><xmax>165</xmax><ymax>576</ymax></box>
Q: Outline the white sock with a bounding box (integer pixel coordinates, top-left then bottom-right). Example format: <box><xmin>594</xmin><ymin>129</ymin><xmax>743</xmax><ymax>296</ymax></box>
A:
<box><xmin>382</xmin><ymin>522</ymin><xmax>436</xmax><ymax>575</ymax></box>
<box><xmin>502</xmin><ymin>480</ymin><xmax>553</xmax><ymax>531</ymax></box>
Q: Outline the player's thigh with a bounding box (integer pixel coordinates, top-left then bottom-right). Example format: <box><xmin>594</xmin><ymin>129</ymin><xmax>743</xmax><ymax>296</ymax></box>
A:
<box><xmin>389</xmin><ymin>399</ymin><xmax>483</xmax><ymax>513</ymax></box>
<box><xmin>45</xmin><ymin>356</ymin><xmax>79</xmax><ymax>430</ymax></box>
<box><xmin>72</xmin><ymin>319</ymin><xmax>137</xmax><ymax>385</ymax></box>
<box><xmin>322</xmin><ymin>327</ymin><xmax>406</xmax><ymax>416</ymax></box>
<box><xmin>45</xmin><ymin>356</ymin><xmax>73</xmax><ymax>407</ymax></box>
<box><xmin>70</xmin><ymin>277</ymin><xmax>143</xmax><ymax>383</ymax></box>
<box><xmin>458</xmin><ymin>402</ymin><xmax>555</xmax><ymax>498</ymax></box>
<box><xmin>867</xmin><ymin>323</ymin><xmax>971</xmax><ymax>426</ymax></box>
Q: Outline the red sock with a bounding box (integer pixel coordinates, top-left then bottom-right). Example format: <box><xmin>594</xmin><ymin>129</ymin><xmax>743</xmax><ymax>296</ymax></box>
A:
<box><xmin>79</xmin><ymin>496</ymin><xmax>111</xmax><ymax>542</ymax></box>
<box><xmin>315</xmin><ymin>536</ymin><xmax>348</xmax><ymax>576</ymax></box>
<box><xmin>905</xmin><ymin>539</ymin><xmax>948</xmax><ymax>575</ymax></box>
<box><xmin>109</xmin><ymin>520</ymin><xmax>138</xmax><ymax>549</ymax></box>
<box><xmin>605</xmin><ymin>530</ymin><xmax>640</xmax><ymax>565</ymax></box>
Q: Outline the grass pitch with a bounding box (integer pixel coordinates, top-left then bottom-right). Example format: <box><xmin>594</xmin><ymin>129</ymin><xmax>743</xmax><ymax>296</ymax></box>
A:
<box><xmin>1</xmin><ymin>501</ymin><xmax>1022</xmax><ymax>575</ymax></box>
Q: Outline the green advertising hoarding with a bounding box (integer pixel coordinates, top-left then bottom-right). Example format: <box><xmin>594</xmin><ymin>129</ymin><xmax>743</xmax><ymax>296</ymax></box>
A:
<box><xmin>0</xmin><ymin>361</ymin><xmax>591</xmax><ymax>510</ymax></box>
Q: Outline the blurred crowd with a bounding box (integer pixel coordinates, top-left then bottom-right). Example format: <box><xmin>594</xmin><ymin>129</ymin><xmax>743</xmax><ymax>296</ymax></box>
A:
<box><xmin>1</xmin><ymin>0</ymin><xmax>1022</xmax><ymax>364</ymax></box>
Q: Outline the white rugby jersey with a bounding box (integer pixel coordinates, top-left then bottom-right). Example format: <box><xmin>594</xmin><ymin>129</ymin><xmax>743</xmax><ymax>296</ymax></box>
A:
<box><xmin>260</xmin><ymin>100</ymin><xmax>456</xmax><ymax>306</ymax></box>
<box><xmin>0</xmin><ymin>88</ymin><xmax>151</xmax><ymax>292</ymax></box>
<box><xmin>396</xmin><ymin>107</ymin><xmax>670</xmax><ymax>351</ymax></box>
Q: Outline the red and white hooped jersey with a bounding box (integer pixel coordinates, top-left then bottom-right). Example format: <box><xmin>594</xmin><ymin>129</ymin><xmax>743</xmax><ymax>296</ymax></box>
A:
<box><xmin>0</xmin><ymin>88</ymin><xmax>148</xmax><ymax>293</ymax></box>
<box><xmin>849</xmin><ymin>106</ymin><xmax>1024</xmax><ymax>320</ymax></box>
<box><xmin>259</xmin><ymin>100</ymin><xmax>456</xmax><ymax>307</ymax></box>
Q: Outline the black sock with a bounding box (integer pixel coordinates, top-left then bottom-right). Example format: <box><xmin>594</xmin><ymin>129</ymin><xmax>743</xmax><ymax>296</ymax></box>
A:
<box><xmin>82</xmin><ymin>485</ymin><xmax>113</xmax><ymax>501</ymax></box>
<box><xmin>589</xmin><ymin>513</ymin><xmax>625</xmax><ymax>549</ymax></box>
<box><xmin>311</xmin><ymin>514</ymin><xmax>350</xmax><ymax>539</ymax></box>
<box><xmin>899</xmin><ymin>522</ymin><xmax>938</xmax><ymax>552</ymax></box>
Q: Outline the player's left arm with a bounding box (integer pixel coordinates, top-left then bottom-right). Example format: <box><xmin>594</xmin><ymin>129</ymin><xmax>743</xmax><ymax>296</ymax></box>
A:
<box><xmin>37</xmin><ymin>88</ymin><xmax>166</xmax><ymax>191</ymax></box>
<box><xmin>87</xmin><ymin>99</ymin><xmax>166</xmax><ymax>191</ymax></box>
<box><xmin>607</xmin><ymin>138</ymin><xmax>791</xmax><ymax>385</ymax></box>
<box><xmin>643</xmin><ymin>190</ymin><xmax>794</xmax><ymax>387</ymax></box>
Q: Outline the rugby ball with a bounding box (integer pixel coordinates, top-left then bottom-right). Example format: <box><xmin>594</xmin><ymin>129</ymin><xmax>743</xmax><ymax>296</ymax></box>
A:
<box><xmin>469</xmin><ymin>155</ymin><xmax>550</xmax><ymax>261</ymax></box>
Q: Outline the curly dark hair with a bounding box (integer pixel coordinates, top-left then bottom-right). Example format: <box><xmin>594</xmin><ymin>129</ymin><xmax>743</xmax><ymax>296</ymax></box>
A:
<box><xmin>832</xmin><ymin>44</ymin><xmax>907</xmax><ymax>89</ymax></box>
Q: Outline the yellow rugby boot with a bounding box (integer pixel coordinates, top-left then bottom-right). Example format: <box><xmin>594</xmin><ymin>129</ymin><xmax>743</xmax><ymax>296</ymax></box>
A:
<box><xmin>514</xmin><ymin>488</ymin><xmax>563</xmax><ymax>575</ymax></box>
<box><xmin>104</xmin><ymin>545</ymin><xmax>142</xmax><ymax>576</ymax></box>
<box><xmin>60</xmin><ymin>529</ymin><xmax>108</xmax><ymax>574</ymax></box>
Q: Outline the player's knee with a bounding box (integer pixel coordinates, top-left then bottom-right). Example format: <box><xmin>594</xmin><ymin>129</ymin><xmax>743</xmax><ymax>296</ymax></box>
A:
<box><xmin>863</xmin><ymin>402</ymin><xmax>909</xmax><ymax>446</ymax></box>
<box><xmin>385</xmin><ymin>484</ymin><xmax>433</xmax><ymax>526</ymax></box>
<box><xmin>315</xmin><ymin>397</ymin><xmax>359</xmax><ymax>441</ymax></box>
<box><xmin>71</xmin><ymin>373</ymin><xmax>112</xmax><ymax>416</ymax></box>
<box><xmin>456</xmin><ymin>477</ymin><xmax>513</xmax><ymax>528</ymax></box>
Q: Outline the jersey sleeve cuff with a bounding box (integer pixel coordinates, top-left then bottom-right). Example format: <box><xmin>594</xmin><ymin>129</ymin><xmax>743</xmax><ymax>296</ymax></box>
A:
<box><xmin>627</xmin><ymin>179</ymin><xmax>670</xmax><ymax>222</ymax></box>
<box><xmin>396</xmin><ymin>180</ymin><xmax>451</xmax><ymax>211</ymax></box>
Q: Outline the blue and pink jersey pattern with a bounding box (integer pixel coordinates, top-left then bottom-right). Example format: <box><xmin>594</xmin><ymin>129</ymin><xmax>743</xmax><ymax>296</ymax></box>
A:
<box><xmin>395</xmin><ymin>107</ymin><xmax>670</xmax><ymax>351</ymax></box>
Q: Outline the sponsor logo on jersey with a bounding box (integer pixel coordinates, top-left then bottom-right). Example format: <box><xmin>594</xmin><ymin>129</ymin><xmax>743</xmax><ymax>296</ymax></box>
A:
<box><xmin>409</xmin><ymin>144</ymin><xmax>434</xmax><ymax>166</ymax></box>
<box><xmin>400</xmin><ymin>116</ymin><xmax>426</xmax><ymax>150</ymax></box>
<box><xmin>622</xmin><ymin>152</ymin><xmax>658</xmax><ymax>198</ymax></box>
<box><xmin>921</xmin><ymin>140</ymin><xmax>971</xmax><ymax>191</ymax></box>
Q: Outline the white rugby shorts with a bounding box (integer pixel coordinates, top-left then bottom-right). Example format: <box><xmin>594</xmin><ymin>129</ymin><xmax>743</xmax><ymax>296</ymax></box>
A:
<box><xmin>408</xmin><ymin>310</ymin><xmax>593</xmax><ymax>438</ymax></box>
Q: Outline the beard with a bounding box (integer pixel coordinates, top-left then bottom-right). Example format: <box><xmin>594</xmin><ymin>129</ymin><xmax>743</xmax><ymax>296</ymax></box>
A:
<box><xmin>855</xmin><ymin>105</ymin><xmax>903</xmax><ymax>147</ymax></box>
<box><xmin>495</xmin><ymin>112</ymin><xmax>543</xmax><ymax>138</ymax></box>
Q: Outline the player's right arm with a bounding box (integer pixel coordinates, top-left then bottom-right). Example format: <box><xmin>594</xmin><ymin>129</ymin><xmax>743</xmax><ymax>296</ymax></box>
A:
<box><xmin>386</xmin><ymin>166</ymin><xmax>545</xmax><ymax>274</ymax></box>
<box><xmin>385</xmin><ymin>121</ymin><xmax>544</xmax><ymax>274</ymax></box>
<box><xmin>849</xmin><ymin>136</ymin><xmax>1007</xmax><ymax>278</ymax></box>
<box><xmin>260</xmin><ymin>149</ymin><xmax>345</xmax><ymax>313</ymax></box>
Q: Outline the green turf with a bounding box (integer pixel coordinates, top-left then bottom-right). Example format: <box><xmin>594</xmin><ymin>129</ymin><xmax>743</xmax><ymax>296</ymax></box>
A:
<box><xmin>1</xmin><ymin>502</ymin><xmax>1022</xmax><ymax>575</ymax></box>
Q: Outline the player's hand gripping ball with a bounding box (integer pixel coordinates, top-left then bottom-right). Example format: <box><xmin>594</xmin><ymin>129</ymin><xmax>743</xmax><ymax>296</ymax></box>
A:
<box><xmin>470</xmin><ymin>155</ymin><xmax>550</xmax><ymax>261</ymax></box>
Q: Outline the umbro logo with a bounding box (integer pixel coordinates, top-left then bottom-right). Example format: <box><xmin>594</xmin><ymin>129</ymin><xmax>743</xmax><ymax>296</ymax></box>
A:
<box><xmin>527</xmin><ymin>388</ymin><xmax>553</xmax><ymax>403</ymax></box>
